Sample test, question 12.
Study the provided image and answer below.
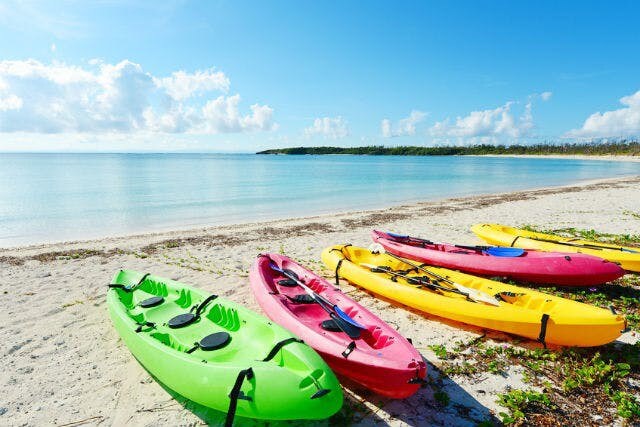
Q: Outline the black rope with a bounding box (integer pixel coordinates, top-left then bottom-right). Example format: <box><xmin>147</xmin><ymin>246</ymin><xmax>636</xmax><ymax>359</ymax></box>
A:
<box><xmin>334</xmin><ymin>259</ymin><xmax>343</xmax><ymax>287</ymax></box>
<box><xmin>195</xmin><ymin>294</ymin><xmax>219</xmax><ymax>317</ymax></box>
<box><xmin>108</xmin><ymin>273</ymin><xmax>151</xmax><ymax>292</ymax></box>
<box><xmin>134</xmin><ymin>321</ymin><xmax>156</xmax><ymax>333</ymax></box>
<box><xmin>537</xmin><ymin>313</ymin><xmax>550</xmax><ymax>348</ymax></box>
<box><xmin>261</xmin><ymin>337</ymin><xmax>304</xmax><ymax>362</ymax></box>
<box><xmin>341</xmin><ymin>341</ymin><xmax>356</xmax><ymax>358</ymax></box>
<box><xmin>509</xmin><ymin>236</ymin><xmax>520</xmax><ymax>247</ymax></box>
<box><xmin>225</xmin><ymin>368</ymin><xmax>254</xmax><ymax>427</ymax></box>
<box><xmin>329</xmin><ymin>244</ymin><xmax>352</xmax><ymax>255</ymax></box>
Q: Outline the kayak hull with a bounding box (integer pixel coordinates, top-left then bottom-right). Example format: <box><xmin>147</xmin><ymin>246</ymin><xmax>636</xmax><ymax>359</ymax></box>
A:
<box><xmin>471</xmin><ymin>223</ymin><xmax>640</xmax><ymax>273</ymax></box>
<box><xmin>108</xmin><ymin>270</ymin><xmax>342</xmax><ymax>421</ymax></box>
<box><xmin>250</xmin><ymin>254</ymin><xmax>426</xmax><ymax>398</ymax></box>
<box><xmin>322</xmin><ymin>246</ymin><xmax>626</xmax><ymax>347</ymax></box>
<box><xmin>372</xmin><ymin>230</ymin><xmax>625</xmax><ymax>286</ymax></box>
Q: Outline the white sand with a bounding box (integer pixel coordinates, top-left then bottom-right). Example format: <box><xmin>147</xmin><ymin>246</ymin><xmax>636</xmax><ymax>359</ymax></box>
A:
<box><xmin>2</xmin><ymin>175</ymin><xmax>639</xmax><ymax>426</ymax></box>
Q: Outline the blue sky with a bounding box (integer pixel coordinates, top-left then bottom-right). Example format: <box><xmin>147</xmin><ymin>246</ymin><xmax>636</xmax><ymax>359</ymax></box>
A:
<box><xmin>0</xmin><ymin>0</ymin><xmax>639</xmax><ymax>152</ymax></box>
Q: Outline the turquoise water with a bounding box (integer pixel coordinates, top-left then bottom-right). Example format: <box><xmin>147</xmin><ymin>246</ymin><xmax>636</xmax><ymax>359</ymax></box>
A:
<box><xmin>1</xmin><ymin>153</ymin><xmax>638</xmax><ymax>247</ymax></box>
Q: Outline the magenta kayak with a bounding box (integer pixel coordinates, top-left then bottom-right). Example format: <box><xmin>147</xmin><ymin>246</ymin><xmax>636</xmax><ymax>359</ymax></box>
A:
<box><xmin>250</xmin><ymin>253</ymin><xmax>426</xmax><ymax>398</ymax></box>
<box><xmin>372</xmin><ymin>230</ymin><xmax>625</xmax><ymax>286</ymax></box>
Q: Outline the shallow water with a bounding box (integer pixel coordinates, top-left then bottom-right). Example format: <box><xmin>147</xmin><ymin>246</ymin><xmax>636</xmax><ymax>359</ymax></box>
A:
<box><xmin>1</xmin><ymin>153</ymin><xmax>638</xmax><ymax>246</ymax></box>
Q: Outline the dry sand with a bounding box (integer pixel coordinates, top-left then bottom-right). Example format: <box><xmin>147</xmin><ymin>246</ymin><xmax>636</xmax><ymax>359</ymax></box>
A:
<box><xmin>2</xmin><ymin>175</ymin><xmax>640</xmax><ymax>427</ymax></box>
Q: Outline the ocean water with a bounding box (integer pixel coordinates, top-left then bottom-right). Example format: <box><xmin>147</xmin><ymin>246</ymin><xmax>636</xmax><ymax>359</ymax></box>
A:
<box><xmin>1</xmin><ymin>153</ymin><xmax>638</xmax><ymax>247</ymax></box>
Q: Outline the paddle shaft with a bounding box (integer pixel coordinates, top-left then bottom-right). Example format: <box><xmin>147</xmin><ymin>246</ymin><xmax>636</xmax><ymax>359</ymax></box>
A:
<box><xmin>382</xmin><ymin>250</ymin><xmax>461</xmax><ymax>289</ymax></box>
<box><xmin>276</xmin><ymin>267</ymin><xmax>362</xmax><ymax>338</ymax></box>
<box><xmin>280</xmin><ymin>269</ymin><xmax>343</xmax><ymax>315</ymax></box>
<box><xmin>371</xmin><ymin>247</ymin><xmax>500</xmax><ymax>306</ymax></box>
<box><xmin>364</xmin><ymin>264</ymin><xmax>471</xmax><ymax>298</ymax></box>
<box><xmin>526</xmin><ymin>236</ymin><xmax>638</xmax><ymax>253</ymax></box>
<box><xmin>384</xmin><ymin>232</ymin><xmax>523</xmax><ymax>256</ymax></box>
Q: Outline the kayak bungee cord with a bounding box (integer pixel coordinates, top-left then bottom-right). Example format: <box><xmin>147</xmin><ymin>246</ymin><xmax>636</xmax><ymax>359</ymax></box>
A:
<box><xmin>368</xmin><ymin>243</ymin><xmax>501</xmax><ymax>306</ymax></box>
<box><xmin>381</xmin><ymin>231</ymin><xmax>525</xmax><ymax>257</ymax></box>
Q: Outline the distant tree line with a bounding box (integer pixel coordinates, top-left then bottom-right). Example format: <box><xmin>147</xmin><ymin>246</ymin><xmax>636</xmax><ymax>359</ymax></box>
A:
<box><xmin>256</xmin><ymin>141</ymin><xmax>640</xmax><ymax>156</ymax></box>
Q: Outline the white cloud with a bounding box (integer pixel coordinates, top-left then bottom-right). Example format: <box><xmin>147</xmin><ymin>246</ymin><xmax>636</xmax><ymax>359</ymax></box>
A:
<box><xmin>540</xmin><ymin>91</ymin><xmax>552</xmax><ymax>101</ymax></box>
<box><xmin>0</xmin><ymin>59</ymin><xmax>276</xmax><ymax>134</ymax></box>
<box><xmin>50</xmin><ymin>43</ymin><xmax>57</xmax><ymax>53</ymax></box>
<box><xmin>430</xmin><ymin>101</ymin><xmax>534</xmax><ymax>142</ymax></box>
<box><xmin>381</xmin><ymin>110</ymin><xmax>427</xmax><ymax>137</ymax></box>
<box><xmin>155</xmin><ymin>68</ymin><xmax>230</xmax><ymax>101</ymax></box>
<box><xmin>304</xmin><ymin>116</ymin><xmax>349</xmax><ymax>139</ymax></box>
<box><xmin>566</xmin><ymin>89</ymin><xmax>640</xmax><ymax>138</ymax></box>
<box><xmin>0</xmin><ymin>94</ymin><xmax>23</xmax><ymax>111</ymax></box>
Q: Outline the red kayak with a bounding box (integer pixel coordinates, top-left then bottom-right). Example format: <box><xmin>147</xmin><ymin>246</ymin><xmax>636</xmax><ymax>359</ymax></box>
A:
<box><xmin>372</xmin><ymin>230</ymin><xmax>625</xmax><ymax>286</ymax></box>
<box><xmin>250</xmin><ymin>253</ymin><xmax>426</xmax><ymax>399</ymax></box>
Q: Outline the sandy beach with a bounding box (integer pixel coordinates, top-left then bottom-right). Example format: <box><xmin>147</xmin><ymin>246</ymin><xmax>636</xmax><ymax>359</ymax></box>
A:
<box><xmin>2</xmin><ymin>175</ymin><xmax>640</xmax><ymax>427</ymax></box>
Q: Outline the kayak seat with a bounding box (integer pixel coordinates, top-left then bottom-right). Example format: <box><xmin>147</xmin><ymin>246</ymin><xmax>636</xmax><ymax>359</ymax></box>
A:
<box><xmin>187</xmin><ymin>332</ymin><xmax>231</xmax><ymax>353</ymax></box>
<box><xmin>287</xmin><ymin>294</ymin><xmax>316</xmax><ymax>304</ymax></box>
<box><xmin>168</xmin><ymin>294</ymin><xmax>219</xmax><ymax>329</ymax></box>
<box><xmin>321</xmin><ymin>319</ymin><xmax>342</xmax><ymax>332</ymax></box>
<box><xmin>277</xmin><ymin>279</ymin><xmax>298</xmax><ymax>287</ymax></box>
<box><xmin>168</xmin><ymin>312</ymin><xmax>197</xmax><ymax>328</ymax></box>
<box><xmin>139</xmin><ymin>296</ymin><xmax>164</xmax><ymax>308</ymax></box>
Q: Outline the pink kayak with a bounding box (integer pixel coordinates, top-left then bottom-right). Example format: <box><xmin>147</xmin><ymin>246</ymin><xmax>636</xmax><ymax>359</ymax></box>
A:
<box><xmin>250</xmin><ymin>253</ymin><xmax>426</xmax><ymax>399</ymax></box>
<box><xmin>372</xmin><ymin>230</ymin><xmax>625</xmax><ymax>286</ymax></box>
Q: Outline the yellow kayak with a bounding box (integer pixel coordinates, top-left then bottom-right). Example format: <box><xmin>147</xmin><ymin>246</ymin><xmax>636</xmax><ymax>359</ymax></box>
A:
<box><xmin>321</xmin><ymin>245</ymin><xmax>626</xmax><ymax>347</ymax></box>
<box><xmin>471</xmin><ymin>223</ymin><xmax>640</xmax><ymax>272</ymax></box>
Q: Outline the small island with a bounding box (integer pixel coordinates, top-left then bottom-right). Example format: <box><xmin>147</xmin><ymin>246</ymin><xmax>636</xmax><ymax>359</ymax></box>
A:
<box><xmin>257</xmin><ymin>141</ymin><xmax>640</xmax><ymax>156</ymax></box>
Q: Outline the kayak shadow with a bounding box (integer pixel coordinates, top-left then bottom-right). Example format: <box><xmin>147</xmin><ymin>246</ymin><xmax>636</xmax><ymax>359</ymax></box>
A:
<box><xmin>141</xmin><ymin>367</ymin><xmax>386</xmax><ymax>426</ymax></box>
<box><xmin>334</xmin><ymin>360</ymin><xmax>500</xmax><ymax>426</ymax></box>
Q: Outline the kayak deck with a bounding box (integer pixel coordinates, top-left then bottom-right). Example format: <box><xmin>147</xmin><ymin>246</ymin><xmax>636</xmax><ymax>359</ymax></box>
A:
<box><xmin>322</xmin><ymin>245</ymin><xmax>626</xmax><ymax>347</ymax></box>
<box><xmin>108</xmin><ymin>270</ymin><xmax>343</xmax><ymax>422</ymax></box>
<box><xmin>372</xmin><ymin>230</ymin><xmax>625</xmax><ymax>286</ymax></box>
<box><xmin>250</xmin><ymin>254</ymin><xmax>426</xmax><ymax>398</ymax></box>
<box><xmin>472</xmin><ymin>223</ymin><xmax>640</xmax><ymax>272</ymax></box>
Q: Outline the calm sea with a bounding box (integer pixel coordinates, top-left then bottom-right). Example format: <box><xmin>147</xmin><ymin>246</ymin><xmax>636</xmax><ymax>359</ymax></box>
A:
<box><xmin>1</xmin><ymin>153</ymin><xmax>638</xmax><ymax>247</ymax></box>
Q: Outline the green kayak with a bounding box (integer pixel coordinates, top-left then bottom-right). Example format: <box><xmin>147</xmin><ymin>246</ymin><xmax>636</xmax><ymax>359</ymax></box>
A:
<box><xmin>107</xmin><ymin>270</ymin><xmax>343</xmax><ymax>425</ymax></box>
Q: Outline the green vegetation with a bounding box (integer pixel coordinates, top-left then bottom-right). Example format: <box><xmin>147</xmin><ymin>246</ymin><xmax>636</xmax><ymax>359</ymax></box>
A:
<box><xmin>433</xmin><ymin>226</ymin><xmax>640</xmax><ymax>426</ymax></box>
<box><xmin>497</xmin><ymin>389</ymin><xmax>554</xmax><ymax>425</ymax></box>
<box><xmin>256</xmin><ymin>141</ymin><xmax>640</xmax><ymax>156</ymax></box>
<box><xmin>428</xmin><ymin>344</ymin><xmax>449</xmax><ymax>359</ymax></box>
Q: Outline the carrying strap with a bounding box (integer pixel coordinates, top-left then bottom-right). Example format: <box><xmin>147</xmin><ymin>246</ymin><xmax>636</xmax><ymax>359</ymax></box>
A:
<box><xmin>108</xmin><ymin>273</ymin><xmax>151</xmax><ymax>292</ymax></box>
<box><xmin>342</xmin><ymin>341</ymin><xmax>356</xmax><ymax>358</ymax></box>
<box><xmin>509</xmin><ymin>236</ymin><xmax>520</xmax><ymax>247</ymax></box>
<box><xmin>261</xmin><ymin>337</ymin><xmax>304</xmax><ymax>362</ymax></box>
<box><xmin>334</xmin><ymin>259</ymin><xmax>343</xmax><ymax>287</ymax></box>
<box><xmin>329</xmin><ymin>244</ymin><xmax>351</xmax><ymax>287</ymax></box>
<box><xmin>537</xmin><ymin>313</ymin><xmax>550</xmax><ymax>348</ymax></box>
<box><xmin>134</xmin><ymin>321</ymin><xmax>156</xmax><ymax>333</ymax></box>
<box><xmin>225</xmin><ymin>368</ymin><xmax>254</xmax><ymax>427</ymax></box>
<box><xmin>194</xmin><ymin>294</ymin><xmax>219</xmax><ymax>318</ymax></box>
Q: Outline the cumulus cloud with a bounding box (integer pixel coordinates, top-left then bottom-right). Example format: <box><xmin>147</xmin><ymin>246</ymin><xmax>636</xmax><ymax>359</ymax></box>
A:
<box><xmin>540</xmin><ymin>91</ymin><xmax>552</xmax><ymax>101</ymax></box>
<box><xmin>566</xmin><ymin>89</ymin><xmax>640</xmax><ymax>138</ymax></box>
<box><xmin>155</xmin><ymin>69</ymin><xmax>230</xmax><ymax>101</ymax></box>
<box><xmin>0</xmin><ymin>59</ymin><xmax>275</xmax><ymax>134</ymax></box>
<box><xmin>381</xmin><ymin>110</ymin><xmax>427</xmax><ymax>137</ymax></box>
<box><xmin>430</xmin><ymin>101</ymin><xmax>534</xmax><ymax>143</ymax></box>
<box><xmin>304</xmin><ymin>116</ymin><xmax>349</xmax><ymax>139</ymax></box>
<box><xmin>0</xmin><ymin>94</ymin><xmax>23</xmax><ymax>111</ymax></box>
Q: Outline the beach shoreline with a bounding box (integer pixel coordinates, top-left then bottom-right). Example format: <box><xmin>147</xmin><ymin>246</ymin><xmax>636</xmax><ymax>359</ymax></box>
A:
<box><xmin>470</xmin><ymin>153</ymin><xmax>640</xmax><ymax>162</ymax></box>
<box><xmin>2</xmin><ymin>175</ymin><xmax>639</xmax><ymax>426</ymax></box>
<box><xmin>2</xmin><ymin>173</ymin><xmax>639</xmax><ymax>253</ymax></box>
